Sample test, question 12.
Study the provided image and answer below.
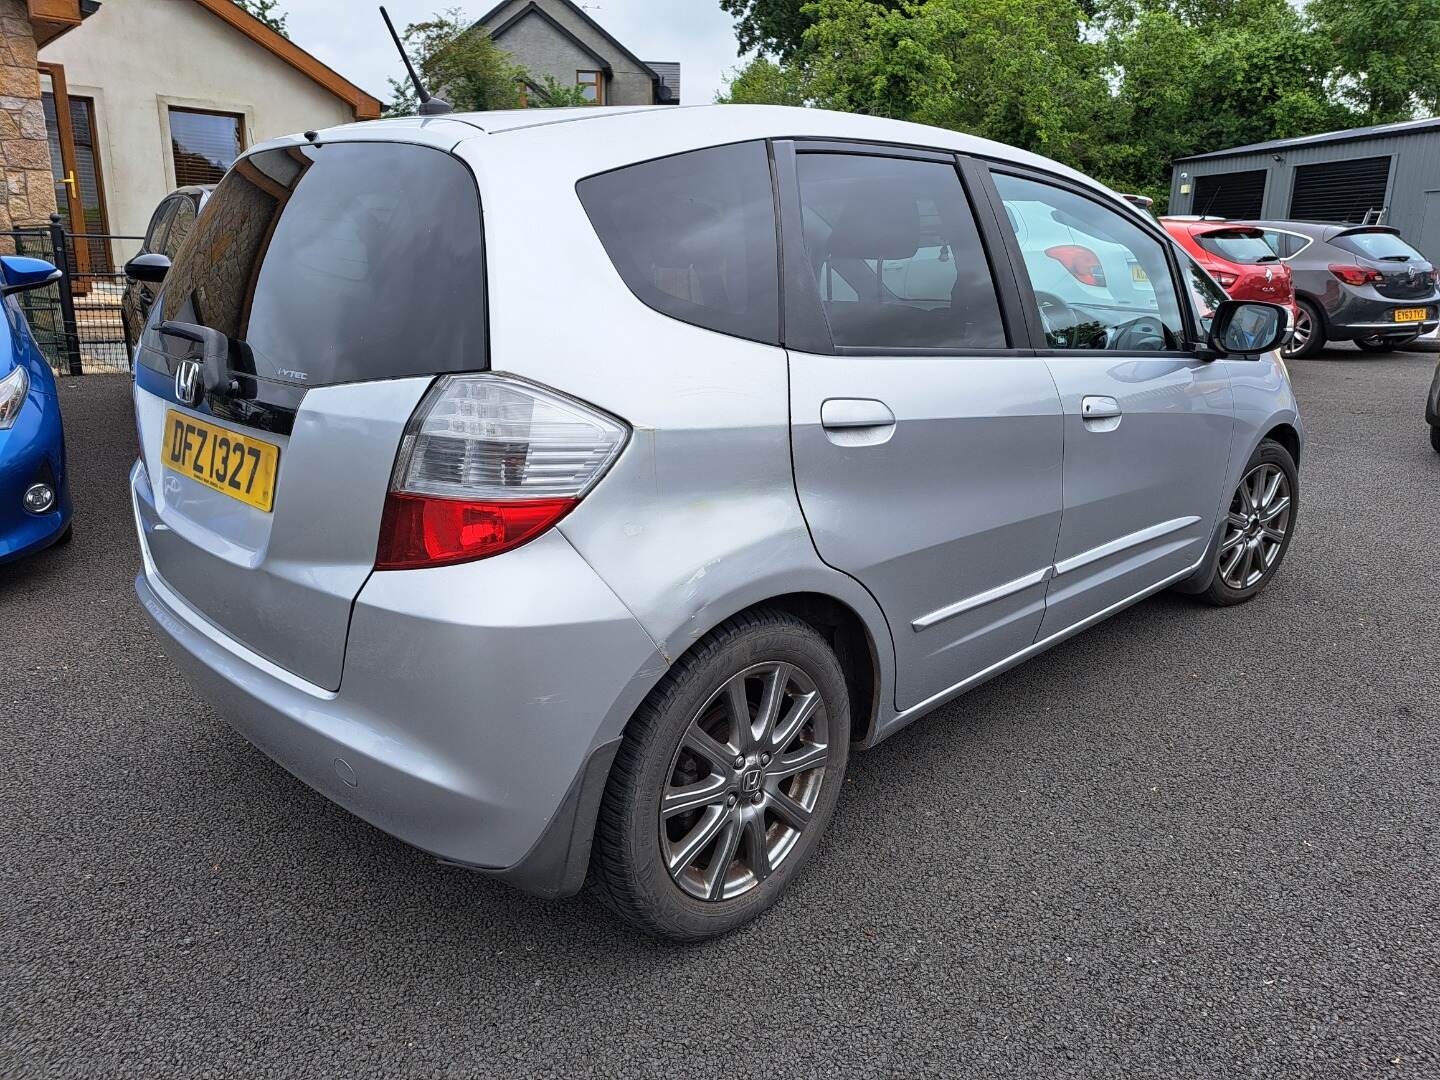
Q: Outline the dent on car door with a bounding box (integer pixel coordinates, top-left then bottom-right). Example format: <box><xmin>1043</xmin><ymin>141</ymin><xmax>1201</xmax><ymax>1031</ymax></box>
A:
<box><xmin>778</xmin><ymin>144</ymin><xmax>1063</xmax><ymax>712</ymax></box>
<box><xmin>987</xmin><ymin>169</ymin><xmax>1234</xmax><ymax>638</ymax></box>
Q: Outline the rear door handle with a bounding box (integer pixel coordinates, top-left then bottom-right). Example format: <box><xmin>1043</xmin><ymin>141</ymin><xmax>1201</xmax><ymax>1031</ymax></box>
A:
<box><xmin>1081</xmin><ymin>395</ymin><xmax>1121</xmax><ymax>420</ymax></box>
<box><xmin>1080</xmin><ymin>395</ymin><xmax>1122</xmax><ymax>432</ymax></box>
<box><xmin>821</xmin><ymin>398</ymin><xmax>896</xmax><ymax>429</ymax></box>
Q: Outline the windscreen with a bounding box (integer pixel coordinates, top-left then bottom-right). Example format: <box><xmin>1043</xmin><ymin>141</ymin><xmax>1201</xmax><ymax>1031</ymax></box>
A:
<box><xmin>140</xmin><ymin>141</ymin><xmax>486</xmax><ymax>388</ymax></box>
<box><xmin>1332</xmin><ymin>230</ymin><xmax>1424</xmax><ymax>262</ymax></box>
<box><xmin>1195</xmin><ymin>230</ymin><xmax>1279</xmax><ymax>264</ymax></box>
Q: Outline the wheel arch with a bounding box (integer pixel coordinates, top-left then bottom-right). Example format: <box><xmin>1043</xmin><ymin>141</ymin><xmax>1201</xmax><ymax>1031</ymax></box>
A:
<box><xmin>1264</xmin><ymin>421</ymin><xmax>1302</xmax><ymax>466</ymax></box>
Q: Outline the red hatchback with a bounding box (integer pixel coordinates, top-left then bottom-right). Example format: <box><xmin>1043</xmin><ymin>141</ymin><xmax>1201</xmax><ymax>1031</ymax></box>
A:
<box><xmin>1160</xmin><ymin>217</ymin><xmax>1295</xmax><ymax>314</ymax></box>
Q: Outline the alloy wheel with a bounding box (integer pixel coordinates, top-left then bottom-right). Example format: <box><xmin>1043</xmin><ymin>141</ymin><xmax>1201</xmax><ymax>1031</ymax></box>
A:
<box><xmin>1286</xmin><ymin>307</ymin><xmax>1311</xmax><ymax>355</ymax></box>
<box><xmin>1218</xmin><ymin>462</ymin><xmax>1292</xmax><ymax>590</ymax></box>
<box><xmin>659</xmin><ymin>662</ymin><xmax>830</xmax><ymax>902</ymax></box>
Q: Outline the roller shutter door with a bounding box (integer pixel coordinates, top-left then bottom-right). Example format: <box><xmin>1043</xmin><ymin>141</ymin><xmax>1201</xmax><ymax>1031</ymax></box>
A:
<box><xmin>1192</xmin><ymin>170</ymin><xmax>1266</xmax><ymax>218</ymax></box>
<box><xmin>1289</xmin><ymin>156</ymin><xmax>1391</xmax><ymax>223</ymax></box>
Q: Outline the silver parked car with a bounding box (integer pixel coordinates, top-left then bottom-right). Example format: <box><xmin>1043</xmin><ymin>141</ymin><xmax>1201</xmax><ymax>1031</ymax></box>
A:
<box><xmin>130</xmin><ymin>106</ymin><xmax>1301</xmax><ymax>940</ymax></box>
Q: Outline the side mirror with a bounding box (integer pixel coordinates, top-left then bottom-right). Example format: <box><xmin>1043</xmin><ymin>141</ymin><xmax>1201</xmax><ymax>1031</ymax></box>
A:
<box><xmin>1208</xmin><ymin>299</ymin><xmax>1288</xmax><ymax>358</ymax></box>
<box><xmin>125</xmin><ymin>252</ymin><xmax>172</xmax><ymax>284</ymax></box>
<box><xmin>0</xmin><ymin>255</ymin><xmax>62</xmax><ymax>295</ymax></box>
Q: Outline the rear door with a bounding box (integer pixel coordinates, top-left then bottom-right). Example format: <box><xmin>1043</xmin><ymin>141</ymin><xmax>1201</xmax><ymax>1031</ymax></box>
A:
<box><xmin>132</xmin><ymin>141</ymin><xmax>488</xmax><ymax>690</ymax></box>
<box><xmin>778</xmin><ymin>143</ymin><xmax>1063</xmax><ymax>711</ymax></box>
<box><xmin>984</xmin><ymin>167</ymin><xmax>1233</xmax><ymax>637</ymax></box>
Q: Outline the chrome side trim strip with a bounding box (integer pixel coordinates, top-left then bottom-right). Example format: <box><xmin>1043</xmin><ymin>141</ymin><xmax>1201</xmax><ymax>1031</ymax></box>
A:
<box><xmin>886</xmin><ymin>554</ymin><xmax>1207</xmax><ymax>733</ymax></box>
<box><xmin>1051</xmin><ymin>515</ymin><xmax>1201</xmax><ymax>577</ymax></box>
<box><xmin>911</xmin><ymin>566</ymin><xmax>1052</xmax><ymax>632</ymax></box>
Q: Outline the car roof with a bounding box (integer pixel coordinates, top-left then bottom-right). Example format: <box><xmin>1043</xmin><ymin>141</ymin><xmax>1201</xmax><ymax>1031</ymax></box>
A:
<box><xmin>1242</xmin><ymin>220</ymin><xmax>1406</xmax><ymax>243</ymax></box>
<box><xmin>1160</xmin><ymin>217</ymin><xmax>1262</xmax><ymax>236</ymax></box>
<box><xmin>247</xmin><ymin>104</ymin><xmax>1127</xmax><ymax>207</ymax></box>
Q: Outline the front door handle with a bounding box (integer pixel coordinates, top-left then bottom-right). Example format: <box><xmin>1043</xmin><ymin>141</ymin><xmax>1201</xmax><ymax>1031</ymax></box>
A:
<box><xmin>1081</xmin><ymin>395</ymin><xmax>1122</xmax><ymax>420</ymax></box>
<box><xmin>821</xmin><ymin>398</ymin><xmax>896</xmax><ymax>429</ymax></box>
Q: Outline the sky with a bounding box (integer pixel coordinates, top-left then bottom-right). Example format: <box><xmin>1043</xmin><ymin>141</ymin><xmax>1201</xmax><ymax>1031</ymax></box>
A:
<box><xmin>282</xmin><ymin>0</ymin><xmax>747</xmax><ymax>109</ymax></box>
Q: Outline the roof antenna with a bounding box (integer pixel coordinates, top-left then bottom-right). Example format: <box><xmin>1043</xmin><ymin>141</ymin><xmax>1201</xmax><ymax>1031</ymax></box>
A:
<box><xmin>380</xmin><ymin>5</ymin><xmax>452</xmax><ymax>116</ymax></box>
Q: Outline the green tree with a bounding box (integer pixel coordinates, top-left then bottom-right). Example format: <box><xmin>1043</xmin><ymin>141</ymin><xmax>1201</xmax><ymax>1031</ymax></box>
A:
<box><xmin>720</xmin><ymin>0</ymin><xmax>1118</xmax><ymax>176</ymax></box>
<box><xmin>715</xmin><ymin>57</ymin><xmax>811</xmax><ymax>106</ymax></box>
<box><xmin>1308</xmin><ymin>0</ymin><xmax>1440</xmax><ymax>122</ymax></box>
<box><xmin>387</xmin><ymin>8</ymin><xmax>525</xmax><ymax>115</ymax></box>
<box><xmin>528</xmin><ymin>75</ymin><xmax>596</xmax><ymax>108</ymax></box>
<box><xmin>233</xmin><ymin>0</ymin><xmax>288</xmax><ymax>37</ymax></box>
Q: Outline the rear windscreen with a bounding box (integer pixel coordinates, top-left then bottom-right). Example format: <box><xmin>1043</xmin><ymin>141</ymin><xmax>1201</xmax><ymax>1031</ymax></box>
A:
<box><xmin>141</xmin><ymin>142</ymin><xmax>486</xmax><ymax>387</ymax></box>
<box><xmin>1195</xmin><ymin>231</ymin><xmax>1279</xmax><ymax>264</ymax></box>
<box><xmin>1331</xmin><ymin>230</ymin><xmax>1424</xmax><ymax>262</ymax></box>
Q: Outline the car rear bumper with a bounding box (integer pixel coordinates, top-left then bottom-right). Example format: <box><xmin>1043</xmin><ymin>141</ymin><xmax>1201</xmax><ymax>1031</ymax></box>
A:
<box><xmin>1323</xmin><ymin>292</ymin><xmax>1440</xmax><ymax>339</ymax></box>
<box><xmin>0</xmin><ymin>392</ymin><xmax>71</xmax><ymax>564</ymax></box>
<box><xmin>131</xmin><ymin>460</ymin><xmax>663</xmax><ymax>895</ymax></box>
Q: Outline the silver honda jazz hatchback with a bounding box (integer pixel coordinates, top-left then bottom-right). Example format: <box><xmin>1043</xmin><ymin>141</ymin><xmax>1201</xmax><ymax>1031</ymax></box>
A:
<box><xmin>130</xmin><ymin>105</ymin><xmax>1302</xmax><ymax>940</ymax></box>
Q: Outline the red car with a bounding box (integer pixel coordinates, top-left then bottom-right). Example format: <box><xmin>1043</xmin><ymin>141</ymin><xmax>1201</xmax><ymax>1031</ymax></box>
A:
<box><xmin>1160</xmin><ymin>217</ymin><xmax>1295</xmax><ymax>314</ymax></box>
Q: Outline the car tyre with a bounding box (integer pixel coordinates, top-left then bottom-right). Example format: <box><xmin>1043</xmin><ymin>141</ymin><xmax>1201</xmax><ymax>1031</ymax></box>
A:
<box><xmin>1200</xmin><ymin>439</ymin><xmax>1298</xmax><ymax>606</ymax></box>
<box><xmin>52</xmin><ymin>523</ymin><xmax>73</xmax><ymax>547</ymax></box>
<box><xmin>1282</xmin><ymin>299</ymin><xmax>1325</xmax><ymax>359</ymax></box>
<box><xmin>589</xmin><ymin>608</ymin><xmax>850</xmax><ymax>941</ymax></box>
<box><xmin>1430</xmin><ymin>424</ymin><xmax>1440</xmax><ymax>454</ymax></box>
<box><xmin>1354</xmin><ymin>334</ymin><xmax>1413</xmax><ymax>353</ymax></box>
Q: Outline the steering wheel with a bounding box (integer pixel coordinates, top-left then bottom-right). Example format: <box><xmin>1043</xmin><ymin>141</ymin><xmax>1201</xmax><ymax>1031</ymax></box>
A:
<box><xmin>1110</xmin><ymin>315</ymin><xmax>1168</xmax><ymax>352</ymax></box>
<box><xmin>1034</xmin><ymin>291</ymin><xmax>1079</xmax><ymax>338</ymax></box>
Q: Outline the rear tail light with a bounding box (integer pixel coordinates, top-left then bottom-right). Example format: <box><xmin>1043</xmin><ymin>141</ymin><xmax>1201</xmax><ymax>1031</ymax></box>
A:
<box><xmin>1329</xmin><ymin>264</ymin><xmax>1384</xmax><ymax>287</ymax></box>
<box><xmin>375</xmin><ymin>374</ymin><xmax>628</xmax><ymax>570</ymax></box>
<box><xmin>1213</xmin><ymin>270</ymin><xmax>1239</xmax><ymax>288</ymax></box>
<box><xmin>1045</xmin><ymin>245</ymin><xmax>1106</xmax><ymax>287</ymax></box>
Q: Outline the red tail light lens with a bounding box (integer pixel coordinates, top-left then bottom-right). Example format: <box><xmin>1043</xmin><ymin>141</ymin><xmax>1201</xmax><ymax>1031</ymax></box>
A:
<box><xmin>1213</xmin><ymin>270</ymin><xmax>1238</xmax><ymax>288</ymax></box>
<box><xmin>374</xmin><ymin>374</ymin><xmax>627</xmax><ymax>571</ymax></box>
<box><xmin>1329</xmin><ymin>264</ymin><xmax>1384</xmax><ymax>286</ymax></box>
<box><xmin>1045</xmin><ymin>245</ymin><xmax>1106</xmax><ymax>287</ymax></box>
<box><xmin>376</xmin><ymin>494</ymin><xmax>577</xmax><ymax>570</ymax></box>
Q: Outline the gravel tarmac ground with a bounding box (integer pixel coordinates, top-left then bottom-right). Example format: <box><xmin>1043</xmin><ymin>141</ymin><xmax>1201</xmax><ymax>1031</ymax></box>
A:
<box><xmin>2</xmin><ymin>347</ymin><xmax>1438</xmax><ymax>1079</ymax></box>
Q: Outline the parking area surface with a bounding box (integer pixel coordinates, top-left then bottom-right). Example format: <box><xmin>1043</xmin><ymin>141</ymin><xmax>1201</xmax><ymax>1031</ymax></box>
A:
<box><xmin>3</xmin><ymin>347</ymin><xmax>1438</xmax><ymax>1079</ymax></box>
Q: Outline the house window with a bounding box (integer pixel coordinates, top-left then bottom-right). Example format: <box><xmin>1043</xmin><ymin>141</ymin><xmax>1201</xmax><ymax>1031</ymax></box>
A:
<box><xmin>577</xmin><ymin>70</ymin><xmax>603</xmax><ymax>103</ymax></box>
<box><xmin>169</xmin><ymin>107</ymin><xmax>245</xmax><ymax>187</ymax></box>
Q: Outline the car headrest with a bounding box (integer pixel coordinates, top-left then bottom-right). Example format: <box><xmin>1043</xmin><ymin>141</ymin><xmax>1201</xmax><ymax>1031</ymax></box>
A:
<box><xmin>826</xmin><ymin>190</ymin><xmax>921</xmax><ymax>261</ymax></box>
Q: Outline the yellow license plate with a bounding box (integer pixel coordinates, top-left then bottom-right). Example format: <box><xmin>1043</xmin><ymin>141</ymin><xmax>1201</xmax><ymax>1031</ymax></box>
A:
<box><xmin>1130</xmin><ymin>263</ymin><xmax>1149</xmax><ymax>283</ymax></box>
<box><xmin>163</xmin><ymin>410</ymin><xmax>280</xmax><ymax>512</ymax></box>
<box><xmin>1393</xmin><ymin>307</ymin><xmax>1428</xmax><ymax>323</ymax></box>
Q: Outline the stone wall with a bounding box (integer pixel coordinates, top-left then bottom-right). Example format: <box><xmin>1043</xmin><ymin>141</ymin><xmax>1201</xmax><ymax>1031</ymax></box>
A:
<box><xmin>0</xmin><ymin>0</ymin><xmax>57</xmax><ymax>232</ymax></box>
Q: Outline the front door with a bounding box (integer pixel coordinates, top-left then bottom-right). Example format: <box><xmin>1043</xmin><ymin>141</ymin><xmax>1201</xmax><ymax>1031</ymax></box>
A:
<box><xmin>985</xmin><ymin>168</ymin><xmax>1234</xmax><ymax>638</ymax></box>
<box><xmin>779</xmin><ymin>145</ymin><xmax>1064</xmax><ymax>712</ymax></box>
<box><xmin>39</xmin><ymin>62</ymin><xmax>112</xmax><ymax>277</ymax></box>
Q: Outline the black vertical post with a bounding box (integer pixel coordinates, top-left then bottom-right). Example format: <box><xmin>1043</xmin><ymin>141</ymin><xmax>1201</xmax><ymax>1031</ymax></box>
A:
<box><xmin>49</xmin><ymin>213</ymin><xmax>83</xmax><ymax>376</ymax></box>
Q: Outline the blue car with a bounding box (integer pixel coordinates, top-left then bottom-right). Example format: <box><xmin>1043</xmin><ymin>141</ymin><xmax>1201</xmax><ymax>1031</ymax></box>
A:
<box><xmin>0</xmin><ymin>255</ymin><xmax>72</xmax><ymax>563</ymax></box>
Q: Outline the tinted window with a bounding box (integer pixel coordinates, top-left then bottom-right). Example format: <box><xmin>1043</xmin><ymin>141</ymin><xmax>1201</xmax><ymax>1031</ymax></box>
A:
<box><xmin>1331</xmin><ymin>230</ymin><xmax>1424</xmax><ymax>262</ymax></box>
<box><xmin>161</xmin><ymin>196</ymin><xmax>197</xmax><ymax>260</ymax></box>
<box><xmin>1183</xmin><ymin>253</ymin><xmax>1228</xmax><ymax>332</ymax></box>
<box><xmin>995</xmin><ymin>173</ymin><xmax>1184</xmax><ymax>351</ymax></box>
<box><xmin>143</xmin><ymin>142</ymin><xmax>486</xmax><ymax>388</ymax></box>
<box><xmin>795</xmin><ymin>153</ymin><xmax>1005</xmax><ymax>350</ymax></box>
<box><xmin>143</xmin><ymin>198</ymin><xmax>177</xmax><ymax>253</ymax></box>
<box><xmin>578</xmin><ymin>141</ymin><xmax>779</xmax><ymax>345</ymax></box>
<box><xmin>1195</xmin><ymin>230</ymin><xmax>1279</xmax><ymax>264</ymax></box>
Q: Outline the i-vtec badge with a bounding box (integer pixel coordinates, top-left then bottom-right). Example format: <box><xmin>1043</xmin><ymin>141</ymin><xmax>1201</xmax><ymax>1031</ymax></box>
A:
<box><xmin>276</xmin><ymin>368</ymin><xmax>310</xmax><ymax>382</ymax></box>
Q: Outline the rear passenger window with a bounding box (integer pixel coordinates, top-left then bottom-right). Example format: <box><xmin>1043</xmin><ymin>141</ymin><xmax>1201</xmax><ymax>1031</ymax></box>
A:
<box><xmin>577</xmin><ymin>141</ymin><xmax>779</xmax><ymax>344</ymax></box>
<box><xmin>795</xmin><ymin>153</ymin><xmax>1006</xmax><ymax>350</ymax></box>
<box><xmin>162</xmin><ymin>197</ymin><xmax>196</xmax><ymax>259</ymax></box>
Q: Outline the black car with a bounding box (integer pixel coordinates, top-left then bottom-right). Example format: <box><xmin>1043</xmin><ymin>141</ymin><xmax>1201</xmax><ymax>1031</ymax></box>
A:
<box><xmin>1242</xmin><ymin>221</ymin><xmax>1440</xmax><ymax>358</ymax></box>
<box><xmin>1426</xmin><ymin>360</ymin><xmax>1440</xmax><ymax>454</ymax></box>
<box><xmin>121</xmin><ymin>185</ymin><xmax>210</xmax><ymax>350</ymax></box>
